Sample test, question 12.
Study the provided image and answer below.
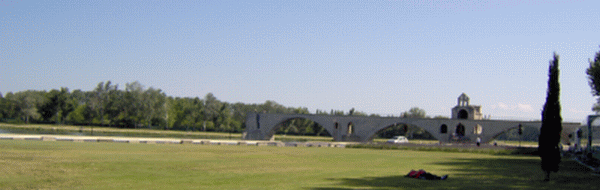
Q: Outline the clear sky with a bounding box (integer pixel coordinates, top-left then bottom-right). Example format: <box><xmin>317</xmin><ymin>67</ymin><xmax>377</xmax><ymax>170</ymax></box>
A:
<box><xmin>2</xmin><ymin>0</ymin><xmax>599</xmax><ymax>122</ymax></box>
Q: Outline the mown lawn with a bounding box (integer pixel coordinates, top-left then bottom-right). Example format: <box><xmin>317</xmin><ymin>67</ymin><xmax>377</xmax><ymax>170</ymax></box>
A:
<box><xmin>0</xmin><ymin>140</ymin><xmax>598</xmax><ymax>190</ymax></box>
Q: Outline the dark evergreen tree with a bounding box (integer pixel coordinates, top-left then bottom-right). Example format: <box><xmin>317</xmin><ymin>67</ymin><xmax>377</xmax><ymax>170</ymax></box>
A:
<box><xmin>538</xmin><ymin>52</ymin><xmax>562</xmax><ymax>181</ymax></box>
<box><xmin>585</xmin><ymin>46</ymin><xmax>600</xmax><ymax>112</ymax></box>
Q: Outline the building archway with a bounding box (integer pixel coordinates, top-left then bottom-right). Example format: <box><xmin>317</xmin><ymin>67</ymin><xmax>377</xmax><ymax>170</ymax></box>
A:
<box><xmin>457</xmin><ymin>110</ymin><xmax>469</xmax><ymax>119</ymax></box>
<box><xmin>474</xmin><ymin>124</ymin><xmax>483</xmax><ymax>135</ymax></box>
<box><xmin>347</xmin><ymin>122</ymin><xmax>354</xmax><ymax>135</ymax></box>
<box><xmin>440</xmin><ymin>124</ymin><xmax>448</xmax><ymax>134</ymax></box>
<box><xmin>456</xmin><ymin>123</ymin><xmax>466</xmax><ymax>136</ymax></box>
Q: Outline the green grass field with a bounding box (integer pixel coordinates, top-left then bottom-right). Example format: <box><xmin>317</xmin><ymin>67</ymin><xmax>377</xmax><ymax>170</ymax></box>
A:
<box><xmin>1</xmin><ymin>140</ymin><xmax>598</xmax><ymax>190</ymax></box>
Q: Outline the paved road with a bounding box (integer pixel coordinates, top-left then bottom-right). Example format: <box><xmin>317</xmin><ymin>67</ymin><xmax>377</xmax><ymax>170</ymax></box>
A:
<box><xmin>0</xmin><ymin>134</ymin><xmax>352</xmax><ymax>147</ymax></box>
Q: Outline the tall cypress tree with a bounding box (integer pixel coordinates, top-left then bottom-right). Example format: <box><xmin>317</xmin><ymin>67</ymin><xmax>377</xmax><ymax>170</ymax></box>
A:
<box><xmin>538</xmin><ymin>52</ymin><xmax>562</xmax><ymax>181</ymax></box>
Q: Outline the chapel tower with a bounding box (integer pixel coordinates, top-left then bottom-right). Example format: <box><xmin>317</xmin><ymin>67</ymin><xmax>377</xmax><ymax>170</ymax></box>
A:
<box><xmin>451</xmin><ymin>93</ymin><xmax>483</xmax><ymax>120</ymax></box>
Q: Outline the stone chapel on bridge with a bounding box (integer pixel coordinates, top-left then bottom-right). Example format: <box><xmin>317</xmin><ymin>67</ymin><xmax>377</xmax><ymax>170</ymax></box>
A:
<box><xmin>452</xmin><ymin>93</ymin><xmax>483</xmax><ymax>120</ymax></box>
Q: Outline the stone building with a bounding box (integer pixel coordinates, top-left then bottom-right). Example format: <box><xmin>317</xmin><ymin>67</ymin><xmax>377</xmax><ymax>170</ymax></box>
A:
<box><xmin>451</xmin><ymin>93</ymin><xmax>483</xmax><ymax>120</ymax></box>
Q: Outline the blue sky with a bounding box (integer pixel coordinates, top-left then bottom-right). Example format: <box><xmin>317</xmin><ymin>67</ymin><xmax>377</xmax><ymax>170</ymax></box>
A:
<box><xmin>1</xmin><ymin>0</ymin><xmax>599</xmax><ymax>122</ymax></box>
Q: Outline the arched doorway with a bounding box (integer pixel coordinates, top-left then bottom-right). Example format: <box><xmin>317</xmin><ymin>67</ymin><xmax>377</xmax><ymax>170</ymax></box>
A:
<box><xmin>458</xmin><ymin>110</ymin><xmax>469</xmax><ymax>119</ymax></box>
<box><xmin>474</xmin><ymin>124</ymin><xmax>483</xmax><ymax>135</ymax></box>
<box><xmin>440</xmin><ymin>124</ymin><xmax>448</xmax><ymax>134</ymax></box>
<box><xmin>347</xmin><ymin>122</ymin><xmax>354</xmax><ymax>135</ymax></box>
<box><xmin>456</xmin><ymin>123</ymin><xmax>465</xmax><ymax>137</ymax></box>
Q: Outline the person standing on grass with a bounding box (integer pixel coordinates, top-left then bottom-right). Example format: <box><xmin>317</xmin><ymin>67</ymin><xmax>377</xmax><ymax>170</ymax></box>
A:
<box><xmin>476</xmin><ymin>137</ymin><xmax>481</xmax><ymax>147</ymax></box>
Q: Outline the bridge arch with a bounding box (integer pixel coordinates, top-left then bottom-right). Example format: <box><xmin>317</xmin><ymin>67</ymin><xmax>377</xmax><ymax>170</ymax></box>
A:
<box><xmin>243</xmin><ymin>113</ymin><xmax>581</xmax><ymax>143</ymax></box>
<box><xmin>368</xmin><ymin>122</ymin><xmax>438</xmax><ymax>141</ymax></box>
<box><xmin>265</xmin><ymin>116</ymin><xmax>333</xmax><ymax>140</ymax></box>
<box><xmin>243</xmin><ymin>113</ymin><xmax>337</xmax><ymax>141</ymax></box>
<box><xmin>490</xmin><ymin>125</ymin><xmax>539</xmax><ymax>142</ymax></box>
<box><xmin>364</xmin><ymin>119</ymin><xmax>444</xmax><ymax>142</ymax></box>
<box><xmin>270</xmin><ymin>117</ymin><xmax>329</xmax><ymax>137</ymax></box>
<box><xmin>369</xmin><ymin>122</ymin><xmax>409</xmax><ymax>141</ymax></box>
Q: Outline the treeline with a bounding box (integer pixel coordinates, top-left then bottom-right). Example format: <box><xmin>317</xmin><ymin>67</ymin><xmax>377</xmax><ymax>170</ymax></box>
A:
<box><xmin>0</xmin><ymin>81</ymin><xmax>301</xmax><ymax>133</ymax></box>
<box><xmin>0</xmin><ymin>81</ymin><xmax>443</xmax><ymax>138</ymax></box>
<box><xmin>0</xmin><ymin>81</ymin><xmax>358</xmax><ymax>136</ymax></box>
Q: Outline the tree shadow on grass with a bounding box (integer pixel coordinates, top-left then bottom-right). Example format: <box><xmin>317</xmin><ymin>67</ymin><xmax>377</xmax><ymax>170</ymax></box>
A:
<box><xmin>308</xmin><ymin>158</ymin><xmax>600</xmax><ymax>190</ymax></box>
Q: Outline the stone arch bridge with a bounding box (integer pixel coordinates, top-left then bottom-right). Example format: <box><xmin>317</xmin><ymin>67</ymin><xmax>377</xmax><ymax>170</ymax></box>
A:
<box><xmin>242</xmin><ymin>113</ymin><xmax>581</xmax><ymax>143</ymax></box>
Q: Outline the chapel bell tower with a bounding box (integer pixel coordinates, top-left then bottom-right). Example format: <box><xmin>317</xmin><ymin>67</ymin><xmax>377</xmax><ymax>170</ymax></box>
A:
<box><xmin>452</xmin><ymin>93</ymin><xmax>483</xmax><ymax>120</ymax></box>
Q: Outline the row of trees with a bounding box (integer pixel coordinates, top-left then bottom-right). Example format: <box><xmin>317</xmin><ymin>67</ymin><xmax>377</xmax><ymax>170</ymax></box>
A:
<box><xmin>0</xmin><ymin>81</ymin><xmax>294</xmax><ymax>133</ymax></box>
<box><xmin>0</xmin><ymin>81</ymin><xmax>440</xmax><ymax>137</ymax></box>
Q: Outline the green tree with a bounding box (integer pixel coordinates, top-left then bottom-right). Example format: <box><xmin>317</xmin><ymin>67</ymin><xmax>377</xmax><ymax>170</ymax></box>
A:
<box><xmin>67</xmin><ymin>89</ymin><xmax>94</xmax><ymax>125</ymax></box>
<box><xmin>400</xmin><ymin>107</ymin><xmax>430</xmax><ymax>139</ymax></box>
<box><xmin>122</xmin><ymin>81</ymin><xmax>145</xmax><ymax>128</ymax></box>
<box><xmin>351</xmin><ymin>111</ymin><xmax>368</xmax><ymax>117</ymax></box>
<box><xmin>539</xmin><ymin>52</ymin><xmax>562</xmax><ymax>181</ymax></box>
<box><xmin>91</xmin><ymin>81</ymin><xmax>118</xmax><ymax>129</ymax></box>
<box><xmin>586</xmin><ymin>47</ymin><xmax>600</xmax><ymax>112</ymax></box>
<box><xmin>401</xmin><ymin>107</ymin><xmax>427</xmax><ymax>118</ymax></box>
<box><xmin>40</xmin><ymin>88</ymin><xmax>71</xmax><ymax>124</ymax></box>
<box><xmin>39</xmin><ymin>90</ymin><xmax>58</xmax><ymax>122</ymax></box>
<box><xmin>0</xmin><ymin>92</ymin><xmax>4</xmax><ymax>119</ymax></box>
<box><xmin>141</xmin><ymin>87</ymin><xmax>166</xmax><ymax>128</ymax></box>
<box><xmin>106</xmin><ymin>85</ymin><xmax>123</xmax><ymax>127</ymax></box>
<box><xmin>166</xmin><ymin>97</ymin><xmax>185</xmax><ymax>130</ymax></box>
<box><xmin>216</xmin><ymin>103</ymin><xmax>233</xmax><ymax>132</ymax></box>
<box><xmin>204</xmin><ymin>121</ymin><xmax>215</xmax><ymax>131</ymax></box>
<box><xmin>203</xmin><ymin>93</ymin><xmax>222</xmax><ymax>131</ymax></box>
<box><xmin>180</xmin><ymin>97</ymin><xmax>202</xmax><ymax>131</ymax></box>
<box><xmin>2</xmin><ymin>92</ymin><xmax>19</xmax><ymax>119</ymax></box>
<box><xmin>330</xmin><ymin>109</ymin><xmax>344</xmax><ymax>115</ymax></box>
<box><xmin>60</xmin><ymin>88</ymin><xmax>77</xmax><ymax>124</ymax></box>
<box><xmin>13</xmin><ymin>90</ymin><xmax>44</xmax><ymax>123</ymax></box>
<box><xmin>66</xmin><ymin>104</ymin><xmax>91</xmax><ymax>124</ymax></box>
<box><xmin>231</xmin><ymin>102</ymin><xmax>253</xmax><ymax>131</ymax></box>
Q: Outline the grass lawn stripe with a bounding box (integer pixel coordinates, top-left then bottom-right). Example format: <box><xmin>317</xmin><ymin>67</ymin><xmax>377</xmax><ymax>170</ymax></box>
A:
<box><xmin>0</xmin><ymin>140</ymin><xmax>598</xmax><ymax>190</ymax></box>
